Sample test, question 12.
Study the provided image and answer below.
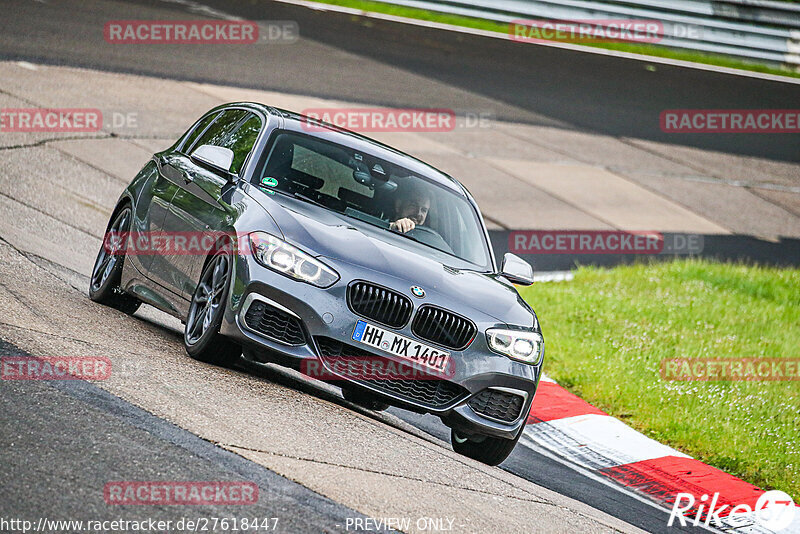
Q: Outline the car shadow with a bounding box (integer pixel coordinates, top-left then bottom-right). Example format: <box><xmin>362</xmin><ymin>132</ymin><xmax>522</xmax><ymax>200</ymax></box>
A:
<box><xmin>233</xmin><ymin>354</ymin><xmax>446</xmax><ymax>446</ymax></box>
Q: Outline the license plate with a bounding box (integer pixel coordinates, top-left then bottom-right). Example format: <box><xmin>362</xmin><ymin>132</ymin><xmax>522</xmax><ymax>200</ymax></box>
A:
<box><xmin>352</xmin><ymin>320</ymin><xmax>451</xmax><ymax>374</ymax></box>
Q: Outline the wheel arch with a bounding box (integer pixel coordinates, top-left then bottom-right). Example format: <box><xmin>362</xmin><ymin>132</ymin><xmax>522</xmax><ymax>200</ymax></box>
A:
<box><xmin>105</xmin><ymin>195</ymin><xmax>135</xmax><ymax>232</ymax></box>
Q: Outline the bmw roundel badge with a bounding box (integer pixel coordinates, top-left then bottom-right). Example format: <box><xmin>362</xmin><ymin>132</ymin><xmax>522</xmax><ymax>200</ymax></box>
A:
<box><xmin>410</xmin><ymin>286</ymin><xmax>425</xmax><ymax>298</ymax></box>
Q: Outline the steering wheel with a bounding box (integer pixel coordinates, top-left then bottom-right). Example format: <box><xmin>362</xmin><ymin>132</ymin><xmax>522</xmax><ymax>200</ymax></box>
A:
<box><xmin>407</xmin><ymin>225</ymin><xmax>453</xmax><ymax>254</ymax></box>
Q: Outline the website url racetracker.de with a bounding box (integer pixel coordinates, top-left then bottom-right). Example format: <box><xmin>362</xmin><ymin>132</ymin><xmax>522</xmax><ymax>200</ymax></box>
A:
<box><xmin>0</xmin><ymin>516</ymin><xmax>279</xmax><ymax>533</ymax></box>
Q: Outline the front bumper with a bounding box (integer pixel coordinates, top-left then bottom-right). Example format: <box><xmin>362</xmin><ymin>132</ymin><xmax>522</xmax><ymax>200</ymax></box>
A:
<box><xmin>219</xmin><ymin>253</ymin><xmax>543</xmax><ymax>439</ymax></box>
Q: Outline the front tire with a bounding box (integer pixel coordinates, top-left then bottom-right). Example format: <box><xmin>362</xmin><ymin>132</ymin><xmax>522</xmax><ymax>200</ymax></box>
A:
<box><xmin>88</xmin><ymin>205</ymin><xmax>141</xmax><ymax>315</ymax></box>
<box><xmin>184</xmin><ymin>250</ymin><xmax>240</xmax><ymax>366</ymax></box>
<box><xmin>451</xmin><ymin>426</ymin><xmax>524</xmax><ymax>466</ymax></box>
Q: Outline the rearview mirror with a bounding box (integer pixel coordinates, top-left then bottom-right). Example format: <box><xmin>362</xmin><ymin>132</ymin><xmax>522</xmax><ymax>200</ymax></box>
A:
<box><xmin>191</xmin><ymin>144</ymin><xmax>234</xmax><ymax>173</ymax></box>
<box><xmin>501</xmin><ymin>253</ymin><xmax>534</xmax><ymax>286</ymax></box>
<box><xmin>353</xmin><ymin>169</ymin><xmax>373</xmax><ymax>187</ymax></box>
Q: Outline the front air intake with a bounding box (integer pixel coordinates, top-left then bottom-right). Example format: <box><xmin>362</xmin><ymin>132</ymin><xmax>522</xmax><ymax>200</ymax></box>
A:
<box><xmin>243</xmin><ymin>299</ymin><xmax>306</xmax><ymax>346</ymax></box>
<box><xmin>468</xmin><ymin>389</ymin><xmax>525</xmax><ymax>423</ymax></box>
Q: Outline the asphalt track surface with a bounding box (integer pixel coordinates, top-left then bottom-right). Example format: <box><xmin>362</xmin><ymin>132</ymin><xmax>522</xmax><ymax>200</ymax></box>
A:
<box><xmin>1</xmin><ymin>0</ymin><xmax>790</xmax><ymax>532</ymax></box>
<box><xmin>2</xmin><ymin>0</ymin><xmax>798</xmax><ymax>162</ymax></box>
<box><xmin>0</xmin><ymin>338</ymin><xmax>368</xmax><ymax>533</ymax></box>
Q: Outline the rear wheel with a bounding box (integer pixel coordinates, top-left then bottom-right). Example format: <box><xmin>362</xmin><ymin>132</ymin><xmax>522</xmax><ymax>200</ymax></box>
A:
<box><xmin>450</xmin><ymin>426</ymin><xmax>524</xmax><ymax>466</ymax></box>
<box><xmin>88</xmin><ymin>205</ymin><xmax>141</xmax><ymax>315</ymax></box>
<box><xmin>184</xmin><ymin>251</ymin><xmax>240</xmax><ymax>367</ymax></box>
<box><xmin>341</xmin><ymin>386</ymin><xmax>390</xmax><ymax>411</ymax></box>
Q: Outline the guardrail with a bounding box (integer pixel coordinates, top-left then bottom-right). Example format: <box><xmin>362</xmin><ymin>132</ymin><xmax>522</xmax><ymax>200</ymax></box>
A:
<box><xmin>369</xmin><ymin>0</ymin><xmax>800</xmax><ymax>68</ymax></box>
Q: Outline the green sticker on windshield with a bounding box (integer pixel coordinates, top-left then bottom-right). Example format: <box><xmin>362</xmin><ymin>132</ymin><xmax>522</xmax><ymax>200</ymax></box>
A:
<box><xmin>261</xmin><ymin>176</ymin><xmax>279</xmax><ymax>187</ymax></box>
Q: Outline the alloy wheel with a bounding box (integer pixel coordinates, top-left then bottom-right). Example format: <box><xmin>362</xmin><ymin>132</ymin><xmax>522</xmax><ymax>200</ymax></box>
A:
<box><xmin>91</xmin><ymin>208</ymin><xmax>130</xmax><ymax>292</ymax></box>
<box><xmin>186</xmin><ymin>255</ymin><xmax>229</xmax><ymax>345</ymax></box>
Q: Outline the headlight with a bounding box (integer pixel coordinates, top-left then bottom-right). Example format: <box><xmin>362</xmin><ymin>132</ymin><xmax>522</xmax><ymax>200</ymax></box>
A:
<box><xmin>249</xmin><ymin>232</ymin><xmax>339</xmax><ymax>288</ymax></box>
<box><xmin>486</xmin><ymin>328</ymin><xmax>544</xmax><ymax>365</ymax></box>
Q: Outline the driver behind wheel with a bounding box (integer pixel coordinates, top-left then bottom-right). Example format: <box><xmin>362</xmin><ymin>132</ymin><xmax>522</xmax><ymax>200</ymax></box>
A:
<box><xmin>390</xmin><ymin>186</ymin><xmax>431</xmax><ymax>233</ymax></box>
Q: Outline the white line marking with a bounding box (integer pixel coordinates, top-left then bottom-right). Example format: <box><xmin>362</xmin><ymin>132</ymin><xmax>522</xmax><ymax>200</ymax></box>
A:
<box><xmin>16</xmin><ymin>61</ymin><xmax>39</xmax><ymax>71</ymax></box>
<box><xmin>526</xmin><ymin>413</ymin><xmax>690</xmax><ymax>470</ymax></box>
<box><xmin>157</xmin><ymin>0</ymin><xmax>244</xmax><ymax>20</ymax></box>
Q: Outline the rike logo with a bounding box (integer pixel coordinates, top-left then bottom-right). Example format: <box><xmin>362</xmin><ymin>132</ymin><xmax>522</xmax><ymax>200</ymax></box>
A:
<box><xmin>668</xmin><ymin>490</ymin><xmax>796</xmax><ymax>530</ymax></box>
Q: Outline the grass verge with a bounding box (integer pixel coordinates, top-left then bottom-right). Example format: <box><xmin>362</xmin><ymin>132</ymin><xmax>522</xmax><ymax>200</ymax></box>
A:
<box><xmin>518</xmin><ymin>260</ymin><xmax>799</xmax><ymax>499</ymax></box>
<box><xmin>305</xmin><ymin>0</ymin><xmax>800</xmax><ymax>79</ymax></box>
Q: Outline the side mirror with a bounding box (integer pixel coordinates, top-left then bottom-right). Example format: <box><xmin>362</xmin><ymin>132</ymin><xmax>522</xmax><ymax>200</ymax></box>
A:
<box><xmin>191</xmin><ymin>144</ymin><xmax>234</xmax><ymax>174</ymax></box>
<box><xmin>501</xmin><ymin>253</ymin><xmax>534</xmax><ymax>286</ymax></box>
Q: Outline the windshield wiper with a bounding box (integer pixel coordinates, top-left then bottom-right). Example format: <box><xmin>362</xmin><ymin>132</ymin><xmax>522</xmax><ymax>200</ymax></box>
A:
<box><xmin>293</xmin><ymin>191</ymin><xmax>345</xmax><ymax>213</ymax></box>
<box><xmin>272</xmin><ymin>188</ymin><xmax>332</xmax><ymax>211</ymax></box>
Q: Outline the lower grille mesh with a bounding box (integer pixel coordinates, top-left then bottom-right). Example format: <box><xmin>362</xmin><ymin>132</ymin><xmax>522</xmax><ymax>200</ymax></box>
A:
<box><xmin>244</xmin><ymin>300</ymin><xmax>306</xmax><ymax>345</ymax></box>
<box><xmin>315</xmin><ymin>337</ymin><xmax>467</xmax><ymax>409</ymax></box>
<box><xmin>468</xmin><ymin>389</ymin><xmax>525</xmax><ymax>422</ymax></box>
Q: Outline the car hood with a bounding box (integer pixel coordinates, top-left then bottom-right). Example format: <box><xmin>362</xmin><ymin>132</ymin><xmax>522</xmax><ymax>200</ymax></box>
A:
<box><xmin>246</xmin><ymin>187</ymin><xmax>535</xmax><ymax>326</ymax></box>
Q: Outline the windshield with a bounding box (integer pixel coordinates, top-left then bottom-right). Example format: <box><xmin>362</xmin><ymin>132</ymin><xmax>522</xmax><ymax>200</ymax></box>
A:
<box><xmin>254</xmin><ymin>131</ymin><xmax>492</xmax><ymax>270</ymax></box>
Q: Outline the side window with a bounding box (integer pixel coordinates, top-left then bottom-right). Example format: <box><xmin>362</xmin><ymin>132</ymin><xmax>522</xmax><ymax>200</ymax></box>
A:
<box><xmin>189</xmin><ymin>109</ymin><xmax>248</xmax><ymax>154</ymax></box>
<box><xmin>180</xmin><ymin>111</ymin><xmax>220</xmax><ymax>153</ymax></box>
<box><xmin>224</xmin><ymin>114</ymin><xmax>262</xmax><ymax>174</ymax></box>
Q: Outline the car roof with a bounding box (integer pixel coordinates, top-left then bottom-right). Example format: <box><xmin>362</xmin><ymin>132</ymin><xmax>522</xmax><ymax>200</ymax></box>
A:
<box><xmin>219</xmin><ymin>102</ymin><xmax>468</xmax><ymax>196</ymax></box>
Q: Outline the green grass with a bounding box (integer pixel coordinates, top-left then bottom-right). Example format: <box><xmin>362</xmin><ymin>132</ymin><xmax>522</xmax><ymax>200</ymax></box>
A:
<box><xmin>306</xmin><ymin>0</ymin><xmax>800</xmax><ymax>79</ymax></box>
<box><xmin>518</xmin><ymin>260</ymin><xmax>800</xmax><ymax>499</ymax></box>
